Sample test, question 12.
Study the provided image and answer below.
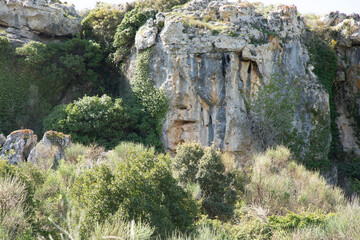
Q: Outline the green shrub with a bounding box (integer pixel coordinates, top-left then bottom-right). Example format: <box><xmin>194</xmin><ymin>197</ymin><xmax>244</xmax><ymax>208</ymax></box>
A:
<box><xmin>173</xmin><ymin>142</ymin><xmax>204</xmax><ymax>184</ymax></box>
<box><xmin>16</xmin><ymin>38</ymin><xmax>103</xmax><ymax>102</ymax></box>
<box><xmin>272</xmin><ymin>200</ymin><xmax>360</xmax><ymax>239</ymax></box>
<box><xmin>113</xmin><ymin>8</ymin><xmax>155</xmax><ymax>62</ymax></box>
<box><xmin>81</xmin><ymin>3</ymin><xmax>128</xmax><ymax>48</ymax></box>
<box><xmin>0</xmin><ymin>36</ymin><xmax>106</xmax><ymax>135</ymax></box>
<box><xmin>43</xmin><ymin>95</ymin><xmax>129</xmax><ymax>149</ymax></box>
<box><xmin>173</xmin><ymin>143</ymin><xmax>236</xmax><ymax>220</ymax></box>
<box><xmin>70</xmin><ymin>142</ymin><xmax>198</xmax><ymax>238</ymax></box>
<box><xmin>197</xmin><ymin>147</ymin><xmax>236</xmax><ymax>219</ymax></box>
<box><xmin>234</xmin><ymin>208</ymin><xmax>331</xmax><ymax>239</ymax></box>
<box><xmin>44</xmin><ymin>93</ymin><xmax>166</xmax><ymax>150</ymax></box>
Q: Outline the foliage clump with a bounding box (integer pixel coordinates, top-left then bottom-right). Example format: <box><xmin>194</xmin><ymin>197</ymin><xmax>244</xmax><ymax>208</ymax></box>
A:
<box><xmin>71</xmin><ymin>142</ymin><xmax>198</xmax><ymax>238</ymax></box>
<box><xmin>0</xmin><ymin>37</ymin><xmax>107</xmax><ymax>135</ymax></box>
<box><xmin>174</xmin><ymin>142</ymin><xmax>236</xmax><ymax>220</ymax></box>
<box><xmin>81</xmin><ymin>3</ymin><xmax>129</xmax><ymax>49</ymax></box>
<box><xmin>113</xmin><ymin>8</ymin><xmax>155</xmax><ymax>62</ymax></box>
<box><xmin>44</xmin><ymin>91</ymin><xmax>166</xmax><ymax>150</ymax></box>
<box><xmin>43</xmin><ymin>95</ymin><xmax>128</xmax><ymax>149</ymax></box>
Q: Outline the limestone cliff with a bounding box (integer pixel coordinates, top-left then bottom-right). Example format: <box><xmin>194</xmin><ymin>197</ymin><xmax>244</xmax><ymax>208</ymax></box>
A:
<box><xmin>0</xmin><ymin>0</ymin><xmax>81</xmax><ymax>43</ymax></box>
<box><xmin>318</xmin><ymin>12</ymin><xmax>360</xmax><ymax>156</ymax></box>
<box><xmin>128</xmin><ymin>0</ymin><xmax>332</xmax><ymax>165</ymax></box>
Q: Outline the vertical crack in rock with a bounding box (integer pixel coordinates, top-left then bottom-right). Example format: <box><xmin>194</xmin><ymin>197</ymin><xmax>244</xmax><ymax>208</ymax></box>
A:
<box><xmin>208</xmin><ymin>111</ymin><xmax>214</xmax><ymax>145</ymax></box>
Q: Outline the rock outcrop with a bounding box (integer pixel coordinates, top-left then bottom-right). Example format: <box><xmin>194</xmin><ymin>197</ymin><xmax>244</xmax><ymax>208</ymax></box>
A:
<box><xmin>0</xmin><ymin>0</ymin><xmax>81</xmax><ymax>44</ymax></box>
<box><xmin>129</xmin><ymin>0</ymin><xmax>331</xmax><ymax>164</ymax></box>
<box><xmin>0</xmin><ymin>134</ymin><xmax>6</xmax><ymax>148</ymax></box>
<box><xmin>319</xmin><ymin>12</ymin><xmax>360</xmax><ymax>156</ymax></box>
<box><xmin>28</xmin><ymin>130</ymin><xmax>71</xmax><ymax>165</ymax></box>
<box><xmin>0</xmin><ymin>129</ymin><xmax>37</xmax><ymax>164</ymax></box>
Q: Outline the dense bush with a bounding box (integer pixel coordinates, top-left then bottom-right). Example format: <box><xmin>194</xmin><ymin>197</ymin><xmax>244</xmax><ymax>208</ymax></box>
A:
<box><xmin>70</xmin><ymin>142</ymin><xmax>198</xmax><ymax>238</ymax></box>
<box><xmin>113</xmin><ymin>8</ymin><xmax>155</xmax><ymax>62</ymax></box>
<box><xmin>44</xmin><ymin>93</ymin><xmax>166</xmax><ymax>149</ymax></box>
<box><xmin>81</xmin><ymin>3</ymin><xmax>129</xmax><ymax>48</ymax></box>
<box><xmin>0</xmin><ymin>37</ymin><xmax>106</xmax><ymax>135</ymax></box>
<box><xmin>173</xmin><ymin>142</ymin><xmax>236</xmax><ymax>219</ymax></box>
<box><xmin>16</xmin><ymin>38</ymin><xmax>103</xmax><ymax>102</ymax></box>
<box><xmin>43</xmin><ymin>95</ymin><xmax>129</xmax><ymax>149</ymax></box>
<box><xmin>173</xmin><ymin>142</ymin><xmax>204</xmax><ymax>184</ymax></box>
<box><xmin>197</xmin><ymin>147</ymin><xmax>236</xmax><ymax>219</ymax></box>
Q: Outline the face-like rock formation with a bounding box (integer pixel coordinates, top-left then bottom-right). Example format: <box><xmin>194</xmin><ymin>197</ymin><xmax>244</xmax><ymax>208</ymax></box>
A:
<box><xmin>128</xmin><ymin>0</ymin><xmax>331</xmax><ymax>164</ymax></box>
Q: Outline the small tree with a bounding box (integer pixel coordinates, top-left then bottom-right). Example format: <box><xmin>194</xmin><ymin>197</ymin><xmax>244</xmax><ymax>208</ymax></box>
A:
<box><xmin>173</xmin><ymin>142</ymin><xmax>204</xmax><ymax>184</ymax></box>
<box><xmin>173</xmin><ymin>142</ymin><xmax>236</xmax><ymax>219</ymax></box>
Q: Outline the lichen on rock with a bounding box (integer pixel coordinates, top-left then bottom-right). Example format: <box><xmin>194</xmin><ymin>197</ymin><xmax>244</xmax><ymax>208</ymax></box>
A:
<box><xmin>0</xmin><ymin>129</ymin><xmax>38</xmax><ymax>164</ymax></box>
<box><xmin>28</xmin><ymin>130</ymin><xmax>71</xmax><ymax>166</ymax></box>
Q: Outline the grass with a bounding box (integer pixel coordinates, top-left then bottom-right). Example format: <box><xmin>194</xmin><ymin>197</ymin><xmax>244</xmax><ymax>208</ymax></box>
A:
<box><xmin>172</xmin><ymin>13</ymin><xmax>232</xmax><ymax>35</ymax></box>
<box><xmin>246</xmin><ymin>146</ymin><xmax>345</xmax><ymax>215</ymax></box>
<box><xmin>273</xmin><ymin>199</ymin><xmax>360</xmax><ymax>239</ymax></box>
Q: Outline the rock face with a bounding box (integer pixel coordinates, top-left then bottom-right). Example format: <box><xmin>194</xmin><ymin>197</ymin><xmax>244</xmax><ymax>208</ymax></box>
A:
<box><xmin>320</xmin><ymin>12</ymin><xmax>360</xmax><ymax>156</ymax></box>
<box><xmin>0</xmin><ymin>0</ymin><xmax>81</xmax><ymax>43</ymax></box>
<box><xmin>0</xmin><ymin>129</ymin><xmax>37</xmax><ymax>164</ymax></box>
<box><xmin>128</xmin><ymin>0</ymin><xmax>331</xmax><ymax>164</ymax></box>
<box><xmin>28</xmin><ymin>130</ymin><xmax>71</xmax><ymax>165</ymax></box>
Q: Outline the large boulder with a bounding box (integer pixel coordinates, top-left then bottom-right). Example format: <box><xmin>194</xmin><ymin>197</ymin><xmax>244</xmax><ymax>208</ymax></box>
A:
<box><xmin>0</xmin><ymin>129</ymin><xmax>38</xmax><ymax>164</ymax></box>
<box><xmin>135</xmin><ymin>18</ymin><xmax>159</xmax><ymax>50</ymax></box>
<box><xmin>28</xmin><ymin>130</ymin><xmax>71</xmax><ymax>165</ymax></box>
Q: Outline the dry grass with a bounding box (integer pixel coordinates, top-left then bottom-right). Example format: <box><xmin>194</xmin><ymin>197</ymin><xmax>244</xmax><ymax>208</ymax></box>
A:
<box><xmin>30</xmin><ymin>144</ymin><xmax>59</xmax><ymax>171</ymax></box>
<box><xmin>221</xmin><ymin>152</ymin><xmax>236</xmax><ymax>173</ymax></box>
<box><xmin>65</xmin><ymin>143</ymin><xmax>105</xmax><ymax>165</ymax></box>
<box><xmin>246</xmin><ymin>146</ymin><xmax>345</xmax><ymax>215</ymax></box>
<box><xmin>0</xmin><ymin>176</ymin><xmax>28</xmax><ymax>239</ymax></box>
<box><xmin>303</xmin><ymin>13</ymin><xmax>326</xmax><ymax>30</ymax></box>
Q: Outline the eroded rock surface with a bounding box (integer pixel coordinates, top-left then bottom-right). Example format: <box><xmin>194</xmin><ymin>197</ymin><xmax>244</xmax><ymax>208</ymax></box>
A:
<box><xmin>0</xmin><ymin>129</ymin><xmax>37</xmax><ymax>164</ymax></box>
<box><xmin>319</xmin><ymin>12</ymin><xmax>360</xmax><ymax>156</ymax></box>
<box><xmin>0</xmin><ymin>0</ymin><xmax>81</xmax><ymax>43</ymax></box>
<box><xmin>28</xmin><ymin>130</ymin><xmax>71</xmax><ymax>165</ymax></box>
<box><xmin>128</xmin><ymin>0</ymin><xmax>331</xmax><ymax>164</ymax></box>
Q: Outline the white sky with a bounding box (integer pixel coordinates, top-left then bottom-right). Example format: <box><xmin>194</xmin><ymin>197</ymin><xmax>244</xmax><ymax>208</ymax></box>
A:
<box><xmin>66</xmin><ymin>0</ymin><xmax>360</xmax><ymax>15</ymax></box>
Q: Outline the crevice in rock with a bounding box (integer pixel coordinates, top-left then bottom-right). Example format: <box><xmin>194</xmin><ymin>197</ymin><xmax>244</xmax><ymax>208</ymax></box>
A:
<box><xmin>174</xmin><ymin>120</ymin><xmax>197</xmax><ymax>124</ymax></box>
<box><xmin>221</xmin><ymin>53</ymin><xmax>230</xmax><ymax>78</ymax></box>
<box><xmin>208</xmin><ymin>114</ymin><xmax>214</xmax><ymax>145</ymax></box>
<box><xmin>246</xmin><ymin>63</ymin><xmax>252</xmax><ymax>98</ymax></box>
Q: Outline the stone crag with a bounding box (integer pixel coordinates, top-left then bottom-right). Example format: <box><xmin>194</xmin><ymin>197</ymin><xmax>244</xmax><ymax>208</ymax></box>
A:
<box><xmin>0</xmin><ymin>0</ymin><xmax>81</xmax><ymax>44</ymax></box>
<box><xmin>319</xmin><ymin>12</ymin><xmax>360</xmax><ymax>156</ymax></box>
<box><xmin>129</xmin><ymin>0</ymin><xmax>331</xmax><ymax>166</ymax></box>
